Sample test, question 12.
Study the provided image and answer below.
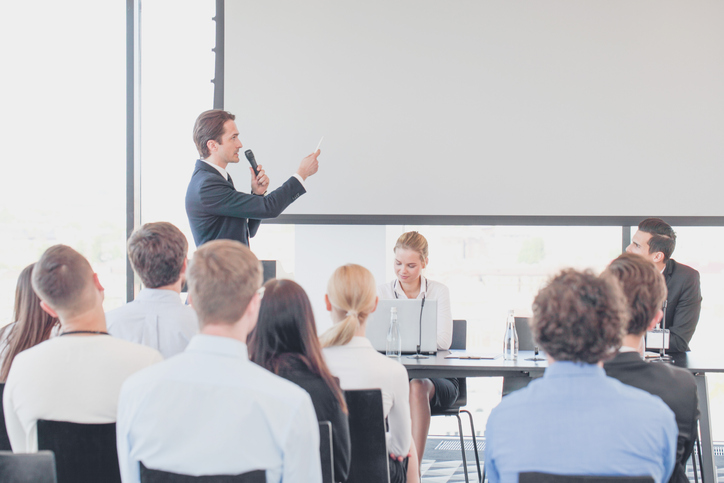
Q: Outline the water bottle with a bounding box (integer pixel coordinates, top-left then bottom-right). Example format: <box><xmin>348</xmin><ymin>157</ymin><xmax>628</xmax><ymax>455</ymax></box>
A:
<box><xmin>386</xmin><ymin>307</ymin><xmax>401</xmax><ymax>358</ymax></box>
<box><xmin>503</xmin><ymin>309</ymin><xmax>519</xmax><ymax>360</ymax></box>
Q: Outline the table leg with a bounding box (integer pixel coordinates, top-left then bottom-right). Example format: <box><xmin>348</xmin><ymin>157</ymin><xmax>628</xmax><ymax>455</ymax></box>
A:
<box><xmin>695</xmin><ymin>373</ymin><xmax>717</xmax><ymax>482</ymax></box>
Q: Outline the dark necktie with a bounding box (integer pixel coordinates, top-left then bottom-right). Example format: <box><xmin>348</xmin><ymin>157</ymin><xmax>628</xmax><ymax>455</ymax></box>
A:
<box><xmin>226</xmin><ymin>173</ymin><xmax>234</xmax><ymax>188</ymax></box>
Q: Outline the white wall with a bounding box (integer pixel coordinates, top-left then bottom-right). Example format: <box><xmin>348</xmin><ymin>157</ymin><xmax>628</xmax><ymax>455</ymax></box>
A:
<box><xmin>294</xmin><ymin>225</ymin><xmax>387</xmax><ymax>334</ymax></box>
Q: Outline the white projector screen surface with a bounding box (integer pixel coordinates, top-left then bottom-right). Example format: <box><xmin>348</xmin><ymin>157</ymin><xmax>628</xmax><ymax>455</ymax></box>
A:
<box><xmin>224</xmin><ymin>1</ymin><xmax>724</xmax><ymax>217</ymax></box>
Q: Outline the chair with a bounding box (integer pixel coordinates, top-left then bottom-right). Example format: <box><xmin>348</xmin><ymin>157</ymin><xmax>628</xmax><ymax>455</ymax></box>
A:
<box><xmin>319</xmin><ymin>421</ymin><xmax>334</xmax><ymax>483</ymax></box>
<box><xmin>344</xmin><ymin>389</ymin><xmax>390</xmax><ymax>483</ymax></box>
<box><xmin>431</xmin><ymin>319</ymin><xmax>481</xmax><ymax>483</ymax></box>
<box><xmin>519</xmin><ymin>473</ymin><xmax>654</xmax><ymax>483</ymax></box>
<box><xmin>139</xmin><ymin>463</ymin><xmax>265</xmax><ymax>482</ymax></box>
<box><xmin>0</xmin><ymin>383</ymin><xmax>12</xmax><ymax>450</ymax></box>
<box><xmin>0</xmin><ymin>450</ymin><xmax>57</xmax><ymax>483</ymax></box>
<box><xmin>36</xmin><ymin>420</ymin><xmax>121</xmax><ymax>483</ymax></box>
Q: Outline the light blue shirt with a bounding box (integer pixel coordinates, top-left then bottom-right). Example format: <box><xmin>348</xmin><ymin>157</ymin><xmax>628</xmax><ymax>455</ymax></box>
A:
<box><xmin>485</xmin><ymin>361</ymin><xmax>677</xmax><ymax>483</ymax></box>
<box><xmin>106</xmin><ymin>288</ymin><xmax>199</xmax><ymax>359</ymax></box>
<box><xmin>116</xmin><ymin>334</ymin><xmax>321</xmax><ymax>483</ymax></box>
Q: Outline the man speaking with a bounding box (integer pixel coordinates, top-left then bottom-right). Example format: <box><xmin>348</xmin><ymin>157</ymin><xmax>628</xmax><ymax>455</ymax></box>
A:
<box><xmin>186</xmin><ymin>109</ymin><xmax>319</xmax><ymax>247</ymax></box>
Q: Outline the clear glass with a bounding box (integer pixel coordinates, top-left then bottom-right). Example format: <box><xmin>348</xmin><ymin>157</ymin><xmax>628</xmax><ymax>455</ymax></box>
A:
<box><xmin>503</xmin><ymin>310</ymin><xmax>519</xmax><ymax>360</ymax></box>
<box><xmin>0</xmin><ymin>1</ymin><xmax>127</xmax><ymax>328</ymax></box>
<box><xmin>386</xmin><ymin>309</ymin><xmax>401</xmax><ymax>358</ymax></box>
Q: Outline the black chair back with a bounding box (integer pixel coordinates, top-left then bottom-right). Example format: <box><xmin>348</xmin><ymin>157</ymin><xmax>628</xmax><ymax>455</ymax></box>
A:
<box><xmin>0</xmin><ymin>450</ymin><xmax>57</xmax><ymax>483</ymax></box>
<box><xmin>344</xmin><ymin>389</ymin><xmax>390</xmax><ymax>483</ymax></box>
<box><xmin>319</xmin><ymin>421</ymin><xmax>334</xmax><ymax>483</ymax></box>
<box><xmin>450</xmin><ymin>319</ymin><xmax>467</xmax><ymax>351</ymax></box>
<box><xmin>0</xmin><ymin>383</ymin><xmax>12</xmax><ymax>450</ymax></box>
<box><xmin>36</xmin><ymin>420</ymin><xmax>120</xmax><ymax>483</ymax></box>
<box><xmin>519</xmin><ymin>473</ymin><xmax>654</xmax><ymax>483</ymax></box>
<box><xmin>515</xmin><ymin>316</ymin><xmax>536</xmax><ymax>351</ymax></box>
<box><xmin>140</xmin><ymin>463</ymin><xmax>265</xmax><ymax>482</ymax></box>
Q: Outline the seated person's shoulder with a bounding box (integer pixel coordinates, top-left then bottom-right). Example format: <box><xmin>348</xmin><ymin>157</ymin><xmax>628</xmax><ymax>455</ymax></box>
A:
<box><xmin>101</xmin><ymin>336</ymin><xmax>164</xmax><ymax>363</ymax></box>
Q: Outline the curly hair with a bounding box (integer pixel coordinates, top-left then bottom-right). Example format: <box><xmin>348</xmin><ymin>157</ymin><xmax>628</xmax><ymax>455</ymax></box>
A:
<box><xmin>532</xmin><ymin>269</ymin><xmax>628</xmax><ymax>364</ymax></box>
<box><xmin>603</xmin><ymin>253</ymin><xmax>667</xmax><ymax>336</ymax></box>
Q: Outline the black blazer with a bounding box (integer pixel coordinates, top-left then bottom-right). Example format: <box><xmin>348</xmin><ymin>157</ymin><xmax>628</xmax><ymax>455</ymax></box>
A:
<box><xmin>663</xmin><ymin>259</ymin><xmax>702</xmax><ymax>352</ymax></box>
<box><xmin>604</xmin><ymin>351</ymin><xmax>699</xmax><ymax>483</ymax></box>
<box><xmin>185</xmin><ymin>160</ymin><xmax>305</xmax><ymax>247</ymax></box>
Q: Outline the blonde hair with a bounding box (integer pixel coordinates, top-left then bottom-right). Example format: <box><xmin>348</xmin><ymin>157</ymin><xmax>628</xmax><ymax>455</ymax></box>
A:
<box><xmin>187</xmin><ymin>240</ymin><xmax>262</xmax><ymax>326</ymax></box>
<box><xmin>394</xmin><ymin>231</ymin><xmax>428</xmax><ymax>263</ymax></box>
<box><xmin>319</xmin><ymin>264</ymin><xmax>377</xmax><ymax>348</ymax></box>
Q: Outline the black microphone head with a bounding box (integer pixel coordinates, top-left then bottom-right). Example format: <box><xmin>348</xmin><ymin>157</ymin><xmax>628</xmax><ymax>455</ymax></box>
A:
<box><xmin>244</xmin><ymin>149</ymin><xmax>255</xmax><ymax>162</ymax></box>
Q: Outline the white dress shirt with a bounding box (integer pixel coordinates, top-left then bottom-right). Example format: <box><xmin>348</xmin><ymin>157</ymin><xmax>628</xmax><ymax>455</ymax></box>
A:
<box><xmin>200</xmin><ymin>158</ymin><xmax>307</xmax><ymax>190</ymax></box>
<box><xmin>106</xmin><ymin>288</ymin><xmax>199</xmax><ymax>359</ymax></box>
<box><xmin>378</xmin><ymin>275</ymin><xmax>453</xmax><ymax>350</ymax></box>
<box><xmin>323</xmin><ymin>336</ymin><xmax>411</xmax><ymax>456</ymax></box>
<box><xmin>116</xmin><ymin>334</ymin><xmax>321</xmax><ymax>483</ymax></box>
<box><xmin>3</xmin><ymin>335</ymin><xmax>162</xmax><ymax>452</ymax></box>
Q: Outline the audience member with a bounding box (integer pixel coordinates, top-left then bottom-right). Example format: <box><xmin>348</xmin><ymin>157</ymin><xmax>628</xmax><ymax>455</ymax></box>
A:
<box><xmin>378</xmin><ymin>231</ymin><xmax>455</xmax><ymax>467</ymax></box>
<box><xmin>485</xmin><ymin>269</ymin><xmax>677</xmax><ymax>483</ymax></box>
<box><xmin>2</xmin><ymin>245</ymin><xmax>162</xmax><ymax>452</ymax></box>
<box><xmin>116</xmin><ymin>240</ymin><xmax>321</xmax><ymax>483</ymax></box>
<box><xmin>0</xmin><ymin>264</ymin><xmax>60</xmax><ymax>382</ymax></box>
<box><xmin>321</xmin><ymin>264</ymin><xmax>418</xmax><ymax>483</ymax></box>
<box><xmin>603</xmin><ymin>253</ymin><xmax>699</xmax><ymax>483</ymax></box>
<box><xmin>248</xmin><ymin>278</ymin><xmax>351</xmax><ymax>483</ymax></box>
<box><xmin>626</xmin><ymin>218</ymin><xmax>701</xmax><ymax>351</ymax></box>
<box><xmin>106</xmin><ymin>222</ymin><xmax>198</xmax><ymax>358</ymax></box>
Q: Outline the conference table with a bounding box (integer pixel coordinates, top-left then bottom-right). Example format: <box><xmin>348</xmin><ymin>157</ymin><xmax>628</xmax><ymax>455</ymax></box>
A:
<box><xmin>404</xmin><ymin>350</ymin><xmax>724</xmax><ymax>483</ymax></box>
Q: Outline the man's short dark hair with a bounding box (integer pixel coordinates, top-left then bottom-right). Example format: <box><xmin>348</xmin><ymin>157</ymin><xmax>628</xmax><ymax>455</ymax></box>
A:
<box><xmin>31</xmin><ymin>245</ymin><xmax>95</xmax><ymax>316</ymax></box>
<box><xmin>128</xmin><ymin>222</ymin><xmax>188</xmax><ymax>289</ymax></box>
<box><xmin>193</xmin><ymin>110</ymin><xmax>235</xmax><ymax>159</ymax></box>
<box><xmin>603</xmin><ymin>253</ymin><xmax>667</xmax><ymax>336</ymax></box>
<box><xmin>532</xmin><ymin>269</ymin><xmax>628</xmax><ymax>364</ymax></box>
<box><xmin>638</xmin><ymin>218</ymin><xmax>676</xmax><ymax>262</ymax></box>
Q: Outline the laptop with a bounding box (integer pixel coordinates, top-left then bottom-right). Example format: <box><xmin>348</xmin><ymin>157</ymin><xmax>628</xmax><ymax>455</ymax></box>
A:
<box><xmin>366</xmin><ymin>299</ymin><xmax>438</xmax><ymax>354</ymax></box>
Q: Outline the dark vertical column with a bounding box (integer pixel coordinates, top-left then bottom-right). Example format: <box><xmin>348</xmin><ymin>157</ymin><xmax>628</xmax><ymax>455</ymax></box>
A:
<box><xmin>212</xmin><ymin>0</ymin><xmax>225</xmax><ymax>109</ymax></box>
<box><xmin>621</xmin><ymin>226</ymin><xmax>631</xmax><ymax>253</ymax></box>
<box><xmin>126</xmin><ymin>0</ymin><xmax>139</xmax><ymax>302</ymax></box>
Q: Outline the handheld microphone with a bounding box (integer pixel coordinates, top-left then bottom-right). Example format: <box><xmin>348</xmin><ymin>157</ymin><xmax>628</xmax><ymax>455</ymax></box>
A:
<box><xmin>244</xmin><ymin>150</ymin><xmax>260</xmax><ymax>176</ymax></box>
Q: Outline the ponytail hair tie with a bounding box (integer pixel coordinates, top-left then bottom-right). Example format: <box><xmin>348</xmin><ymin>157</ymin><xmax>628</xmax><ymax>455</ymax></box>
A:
<box><xmin>346</xmin><ymin>310</ymin><xmax>359</xmax><ymax>318</ymax></box>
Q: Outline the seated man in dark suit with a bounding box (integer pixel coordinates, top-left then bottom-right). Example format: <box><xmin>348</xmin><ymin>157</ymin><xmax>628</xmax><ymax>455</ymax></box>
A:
<box><xmin>485</xmin><ymin>269</ymin><xmax>677</xmax><ymax>483</ymax></box>
<box><xmin>185</xmin><ymin>109</ymin><xmax>320</xmax><ymax>247</ymax></box>
<box><xmin>626</xmin><ymin>218</ymin><xmax>702</xmax><ymax>351</ymax></box>
<box><xmin>603</xmin><ymin>253</ymin><xmax>699</xmax><ymax>483</ymax></box>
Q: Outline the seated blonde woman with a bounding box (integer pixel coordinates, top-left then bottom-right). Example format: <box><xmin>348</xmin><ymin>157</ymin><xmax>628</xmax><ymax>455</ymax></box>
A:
<box><xmin>321</xmin><ymin>264</ymin><xmax>419</xmax><ymax>483</ymax></box>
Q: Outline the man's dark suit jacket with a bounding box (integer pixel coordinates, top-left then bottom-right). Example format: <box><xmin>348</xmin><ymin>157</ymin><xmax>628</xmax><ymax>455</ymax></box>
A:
<box><xmin>185</xmin><ymin>160</ymin><xmax>305</xmax><ymax>247</ymax></box>
<box><xmin>604</xmin><ymin>351</ymin><xmax>699</xmax><ymax>483</ymax></box>
<box><xmin>663</xmin><ymin>258</ymin><xmax>702</xmax><ymax>352</ymax></box>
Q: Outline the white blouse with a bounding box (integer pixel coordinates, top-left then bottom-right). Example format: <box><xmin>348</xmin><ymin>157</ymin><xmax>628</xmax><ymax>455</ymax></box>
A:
<box><xmin>323</xmin><ymin>337</ymin><xmax>411</xmax><ymax>456</ymax></box>
<box><xmin>378</xmin><ymin>275</ymin><xmax>453</xmax><ymax>350</ymax></box>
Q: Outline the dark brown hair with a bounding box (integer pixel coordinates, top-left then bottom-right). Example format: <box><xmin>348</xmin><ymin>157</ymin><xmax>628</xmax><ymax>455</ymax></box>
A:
<box><xmin>603</xmin><ymin>253</ymin><xmax>667</xmax><ymax>336</ymax></box>
<box><xmin>193</xmin><ymin>110</ymin><xmax>236</xmax><ymax>158</ymax></box>
<box><xmin>638</xmin><ymin>218</ymin><xmax>676</xmax><ymax>262</ymax></box>
<box><xmin>248</xmin><ymin>279</ymin><xmax>347</xmax><ymax>412</ymax></box>
<box><xmin>532</xmin><ymin>269</ymin><xmax>628</xmax><ymax>364</ymax></box>
<box><xmin>187</xmin><ymin>239</ymin><xmax>262</xmax><ymax>326</ymax></box>
<box><xmin>32</xmin><ymin>245</ymin><xmax>95</xmax><ymax>316</ymax></box>
<box><xmin>0</xmin><ymin>264</ymin><xmax>60</xmax><ymax>382</ymax></box>
<box><xmin>128</xmin><ymin>222</ymin><xmax>188</xmax><ymax>288</ymax></box>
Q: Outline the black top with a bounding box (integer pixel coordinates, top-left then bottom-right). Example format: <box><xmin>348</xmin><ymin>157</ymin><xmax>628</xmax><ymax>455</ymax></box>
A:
<box><xmin>278</xmin><ymin>358</ymin><xmax>351</xmax><ymax>483</ymax></box>
<box><xmin>663</xmin><ymin>258</ymin><xmax>702</xmax><ymax>352</ymax></box>
<box><xmin>604</xmin><ymin>351</ymin><xmax>699</xmax><ymax>483</ymax></box>
<box><xmin>185</xmin><ymin>160</ymin><xmax>306</xmax><ymax>247</ymax></box>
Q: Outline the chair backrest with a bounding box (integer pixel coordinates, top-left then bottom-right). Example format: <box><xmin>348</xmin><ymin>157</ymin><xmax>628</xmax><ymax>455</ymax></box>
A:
<box><xmin>451</xmin><ymin>320</ymin><xmax>467</xmax><ymax>350</ymax></box>
<box><xmin>319</xmin><ymin>421</ymin><xmax>334</xmax><ymax>483</ymax></box>
<box><xmin>344</xmin><ymin>389</ymin><xmax>390</xmax><ymax>483</ymax></box>
<box><xmin>140</xmin><ymin>463</ymin><xmax>266</xmax><ymax>482</ymax></box>
<box><xmin>0</xmin><ymin>450</ymin><xmax>57</xmax><ymax>483</ymax></box>
<box><xmin>36</xmin><ymin>420</ymin><xmax>120</xmax><ymax>483</ymax></box>
<box><xmin>515</xmin><ymin>316</ymin><xmax>536</xmax><ymax>351</ymax></box>
<box><xmin>0</xmin><ymin>383</ymin><xmax>12</xmax><ymax>450</ymax></box>
<box><xmin>519</xmin><ymin>473</ymin><xmax>654</xmax><ymax>483</ymax></box>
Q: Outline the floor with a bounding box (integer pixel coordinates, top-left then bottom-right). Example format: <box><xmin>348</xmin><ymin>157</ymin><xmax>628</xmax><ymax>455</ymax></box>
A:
<box><xmin>420</xmin><ymin>436</ymin><xmax>724</xmax><ymax>483</ymax></box>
